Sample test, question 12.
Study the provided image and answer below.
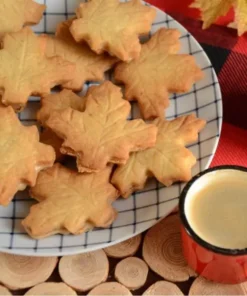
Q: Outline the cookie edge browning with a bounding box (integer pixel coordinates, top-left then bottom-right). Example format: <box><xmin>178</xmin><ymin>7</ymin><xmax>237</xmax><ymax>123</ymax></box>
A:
<box><xmin>40</xmin><ymin>129</ymin><xmax>65</xmax><ymax>162</ymax></box>
<box><xmin>57</xmin><ymin>19</ymin><xmax>119</xmax><ymax>90</ymax></box>
<box><xmin>115</xmin><ymin>28</ymin><xmax>204</xmax><ymax>120</ymax></box>
<box><xmin>0</xmin><ymin>106</ymin><xmax>55</xmax><ymax>206</ymax></box>
<box><xmin>37</xmin><ymin>89</ymin><xmax>86</xmax><ymax>127</ymax></box>
<box><xmin>23</xmin><ymin>164</ymin><xmax>119</xmax><ymax>239</ymax></box>
<box><xmin>46</xmin><ymin>82</ymin><xmax>158</xmax><ymax>173</ymax></box>
<box><xmin>0</xmin><ymin>28</ymin><xmax>76</xmax><ymax>111</ymax></box>
<box><xmin>0</xmin><ymin>0</ymin><xmax>46</xmax><ymax>41</ymax></box>
<box><xmin>111</xmin><ymin>115</ymin><xmax>206</xmax><ymax>198</ymax></box>
<box><xmin>24</xmin><ymin>1</ymin><xmax>46</xmax><ymax>26</ymax></box>
<box><xmin>39</xmin><ymin>22</ymin><xmax>118</xmax><ymax>92</ymax></box>
<box><xmin>70</xmin><ymin>0</ymin><xmax>156</xmax><ymax>61</ymax></box>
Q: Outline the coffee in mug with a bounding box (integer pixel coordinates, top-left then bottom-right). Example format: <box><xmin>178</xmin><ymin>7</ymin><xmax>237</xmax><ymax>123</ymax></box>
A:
<box><xmin>185</xmin><ymin>169</ymin><xmax>247</xmax><ymax>249</ymax></box>
<box><xmin>180</xmin><ymin>166</ymin><xmax>247</xmax><ymax>284</ymax></box>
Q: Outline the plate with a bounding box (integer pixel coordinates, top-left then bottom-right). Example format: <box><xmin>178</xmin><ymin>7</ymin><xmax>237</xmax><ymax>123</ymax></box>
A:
<box><xmin>0</xmin><ymin>0</ymin><xmax>222</xmax><ymax>256</ymax></box>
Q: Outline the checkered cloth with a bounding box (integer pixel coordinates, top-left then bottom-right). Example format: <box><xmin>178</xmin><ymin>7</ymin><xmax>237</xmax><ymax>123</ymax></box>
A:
<box><xmin>148</xmin><ymin>0</ymin><xmax>247</xmax><ymax>167</ymax></box>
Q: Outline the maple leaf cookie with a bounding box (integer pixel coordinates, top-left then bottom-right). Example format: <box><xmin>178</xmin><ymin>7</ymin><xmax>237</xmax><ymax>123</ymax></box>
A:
<box><xmin>115</xmin><ymin>28</ymin><xmax>204</xmax><ymax>120</ymax></box>
<box><xmin>40</xmin><ymin>129</ymin><xmax>64</xmax><ymax>162</ymax></box>
<box><xmin>112</xmin><ymin>114</ymin><xmax>206</xmax><ymax>198</ymax></box>
<box><xmin>0</xmin><ymin>27</ymin><xmax>75</xmax><ymax>111</ymax></box>
<box><xmin>70</xmin><ymin>0</ymin><xmax>156</xmax><ymax>61</ymax></box>
<box><xmin>0</xmin><ymin>0</ymin><xmax>45</xmax><ymax>40</ymax></box>
<box><xmin>37</xmin><ymin>90</ymin><xmax>86</xmax><ymax>127</ymax></box>
<box><xmin>46</xmin><ymin>81</ymin><xmax>158</xmax><ymax>173</ymax></box>
<box><xmin>0</xmin><ymin>105</ymin><xmax>55</xmax><ymax>206</ymax></box>
<box><xmin>39</xmin><ymin>19</ymin><xmax>117</xmax><ymax>92</ymax></box>
<box><xmin>38</xmin><ymin>90</ymin><xmax>86</xmax><ymax>162</ymax></box>
<box><xmin>23</xmin><ymin>164</ymin><xmax>119</xmax><ymax>239</ymax></box>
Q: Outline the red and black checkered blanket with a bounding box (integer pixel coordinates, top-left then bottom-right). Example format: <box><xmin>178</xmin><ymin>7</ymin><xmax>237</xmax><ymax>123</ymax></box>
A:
<box><xmin>148</xmin><ymin>0</ymin><xmax>247</xmax><ymax>167</ymax></box>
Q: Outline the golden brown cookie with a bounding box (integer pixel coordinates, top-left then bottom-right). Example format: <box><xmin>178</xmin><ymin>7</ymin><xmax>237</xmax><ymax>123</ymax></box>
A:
<box><xmin>38</xmin><ymin>90</ymin><xmax>86</xmax><ymax>162</ymax></box>
<box><xmin>0</xmin><ymin>27</ymin><xmax>75</xmax><ymax>111</ymax></box>
<box><xmin>70</xmin><ymin>0</ymin><xmax>156</xmax><ymax>61</ymax></box>
<box><xmin>46</xmin><ymin>81</ymin><xmax>158</xmax><ymax>173</ymax></box>
<box><xmin>40</xmin><ymin>129</ymin><xmax>64</xmax><ymax>162</ymax></box>
<box><xmin>23</xmin><ymin>164</ymin><xmax>119</xmax><ymax>239</ymax></box>
<box><xmin>0</xmin><ymin>0</ymin><xmax>45</xmax><ymax>40</ymax></box>
<box><xmin>112</xmin><ymin>115</ymin><xmax>206</xmax><ymax>198</ymax></box>
<box><xmin>39</xmin><ymin>19</ymin><xmax>117</xmax><ymax>91</ymax></box>
<box><xmin>37</xmin><ymin>89</ymin><xmax>85</xmax><ymax>126</ymax></box>
<box><xmin>115</xmin><ymin>28</ymin><xmax>203</xmax><ymax>119</ymax></box>
<box><xmin>0</xmin><ymin>105</ymin><xmax>55</xmax><ymax>206</ymax></box>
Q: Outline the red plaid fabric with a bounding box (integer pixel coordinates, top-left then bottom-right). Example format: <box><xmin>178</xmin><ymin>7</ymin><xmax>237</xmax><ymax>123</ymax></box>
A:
<box><xmin>147</xmin><ymin>0</ymin><xmax>247</xmax><ymax>167</ymax></box>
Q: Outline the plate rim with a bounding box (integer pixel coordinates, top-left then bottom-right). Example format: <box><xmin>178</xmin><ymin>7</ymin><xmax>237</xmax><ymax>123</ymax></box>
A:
<box><xmin>0</xmin><ymin>3</ymin><xmax>223</xmax><ymax>257</ymax></box>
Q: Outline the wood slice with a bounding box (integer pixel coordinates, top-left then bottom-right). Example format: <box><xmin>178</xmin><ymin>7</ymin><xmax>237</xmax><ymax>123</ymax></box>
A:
<box><xmin>143</xmin><ymin>281</ymin><xmax>184</xmax><ymax>295</ymax></box>
<box><xmin>88</xmin><ymin>282</ymin><xmax>132</xmax><ymax>296</ymax></box>
<box><xmin>0</xmin><ymin>253</ymin><xmax>57</xmax><ymax>290</ymax></box>
<box><xmin>143</xmin><ymin>215</ymin><xmax>196</xmax><ymax>282</ymax></box>
<box><xmin>189</xmin><ymin>277</ymin><xmax>247</xmax><ymax>295</ymax></box>
<box><xmin>59</xmin><ymin>250</ymin><xmax>109</xmax><ymax>292</ymax></box>
<box><xmin>104</xmin><ymin>234</ymin><xmax>142</xmax><ymax>258</ymax></box>
<box><xmin>0</xmin><ymin>285</ymin><xmax>12</xmax><ymax>295</ymax></box>
<box><xmin>115</xmin><ymin>257</ymin><xmax>148</xmax><ymax>290</ymax></box>
<box><xmin>25</xmin><ymin>282</ymin><xmax>77</xmax><ymax>295</ymax></box>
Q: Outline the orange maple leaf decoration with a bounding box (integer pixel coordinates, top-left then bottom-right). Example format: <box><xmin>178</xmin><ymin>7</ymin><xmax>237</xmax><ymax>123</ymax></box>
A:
<box><xmin>0</xmin><ymin>27</ymin><xmax>75</xmax><ymax>110</ymax></box>
<box><xmin>70</xmin><ymin>0</ymin><xmax>156</xmax><ymax>61</ymax></box>
<box><xmin>112</xmin><ymin>115</ymin><xmax>206</xmax><ymax>198</ymax></box>
<box><xmin>23</xmin><ymin>164</ymin><xmax>119</xmax><ymax>239</ymax></box>
<box><xmin>191</xmin><ymin>0</ymin><xmax>247</xmax><ymax>36</ymax></box>
<box><xmin>115</xmin><ymin>28</ymin><xmax>203</xmax><ymax>120</ymax></box>
<box><xmin>0</xmin><ymin>0</ymin><xmax>45</xmax><ymax>39</ymax></box>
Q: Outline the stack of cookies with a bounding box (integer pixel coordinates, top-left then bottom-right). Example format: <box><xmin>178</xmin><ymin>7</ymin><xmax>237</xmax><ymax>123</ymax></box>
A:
<box><xmin>0</xmin><ymin>0</ymin><xmax>206</xmax><ymax>239</ymax></box>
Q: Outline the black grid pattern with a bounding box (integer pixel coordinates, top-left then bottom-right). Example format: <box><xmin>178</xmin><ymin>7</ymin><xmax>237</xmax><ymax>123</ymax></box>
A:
<box><xmin>0</xmin><ymin>0</ymin><xmax>222</xmax><ymax>256</ymax></box>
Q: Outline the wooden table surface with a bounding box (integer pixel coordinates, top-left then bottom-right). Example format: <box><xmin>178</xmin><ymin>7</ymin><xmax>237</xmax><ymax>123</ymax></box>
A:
<box><xmin>13</xmin><ymin>233</ymin><xmax>194</xmax><ymax>295</ymax></box>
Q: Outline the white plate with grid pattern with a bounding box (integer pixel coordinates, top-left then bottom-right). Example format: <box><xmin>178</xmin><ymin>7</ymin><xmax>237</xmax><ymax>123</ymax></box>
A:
<box><xmin>0</xmin><ymin>0</ymin><xmax>222</xmax><ymax>256</ymax></box>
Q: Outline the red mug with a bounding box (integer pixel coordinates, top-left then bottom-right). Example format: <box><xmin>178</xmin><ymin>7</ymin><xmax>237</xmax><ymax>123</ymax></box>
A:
<box><xmin>179</xmin><ymin>166</ymin><xmax>247</xmax><ymax>284</ymax></box>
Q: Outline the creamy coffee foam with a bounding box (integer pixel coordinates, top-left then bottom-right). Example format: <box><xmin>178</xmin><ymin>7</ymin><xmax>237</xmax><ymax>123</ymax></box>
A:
<box><xmin>185</xmin><ymin>169</ymin><xmax>247</xmax><ymax>249</ymax></box>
